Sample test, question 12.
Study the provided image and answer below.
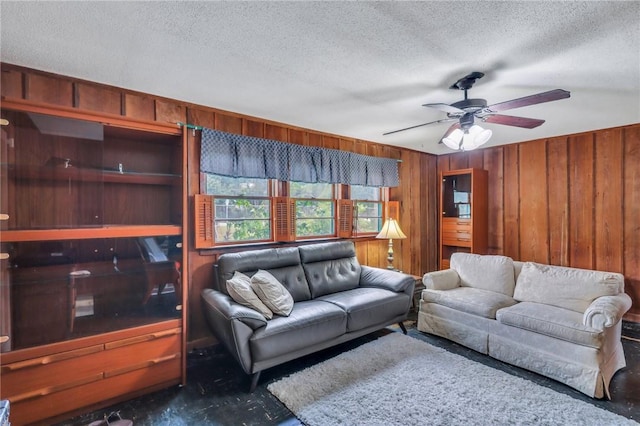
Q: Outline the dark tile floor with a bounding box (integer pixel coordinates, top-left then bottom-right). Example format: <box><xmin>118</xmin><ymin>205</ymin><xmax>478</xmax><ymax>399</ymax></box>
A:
<box><xmin>57</xmin><ymin>319</ymin><xmax>640</xmax><ymax>426</ymax></box>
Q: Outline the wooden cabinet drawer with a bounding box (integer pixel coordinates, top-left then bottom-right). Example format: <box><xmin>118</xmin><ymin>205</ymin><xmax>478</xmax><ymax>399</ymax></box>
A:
<box><xmin>442</xmin><ymin>231</ymin><xmax>472</xmax><ymax>247</ymax></box>
<box><xmin>9</xmin><ymin>357</ymin><xmax>181</xmax><ymax>426</ymax></box>
<box><xmin>1</xmin><ymin>327</ymin><xmax>182</xmax><ymax>425</ymax></box>
<box><xmin>0</xmin><ymin>344</ymin><xmax>105</xmax><ymax>398</ymax></box>
<box><xmin>442</xmin><ymin>218</ymin><xmax>471</xmax><ymax>231</ymax></box>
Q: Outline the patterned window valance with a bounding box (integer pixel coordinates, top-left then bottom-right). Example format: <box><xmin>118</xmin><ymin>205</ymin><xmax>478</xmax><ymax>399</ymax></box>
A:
<box><xmin>200</xmin><ymin>128</ymin><xmax>399</xmax><ymax>187</ymax></box>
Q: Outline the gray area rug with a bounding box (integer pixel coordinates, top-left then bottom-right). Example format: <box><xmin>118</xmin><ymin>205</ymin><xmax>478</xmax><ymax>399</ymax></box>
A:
<box><xmin>268</xmin><ymin>333</ymin><xmax>637</xmax><ymax>426</ymax></box>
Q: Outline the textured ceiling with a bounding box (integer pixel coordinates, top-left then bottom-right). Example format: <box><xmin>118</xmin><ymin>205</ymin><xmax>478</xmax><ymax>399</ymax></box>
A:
<box><xmin>1</xmin><ymin>1</ymin><xmax>639</xmax><ymax>154</ymax></box>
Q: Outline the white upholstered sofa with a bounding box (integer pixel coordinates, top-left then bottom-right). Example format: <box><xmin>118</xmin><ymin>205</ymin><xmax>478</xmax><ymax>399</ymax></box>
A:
<box><xmin>418</xmin><ymin>253</ymin><xmax>632</xmax><ymax>398</ymax></box>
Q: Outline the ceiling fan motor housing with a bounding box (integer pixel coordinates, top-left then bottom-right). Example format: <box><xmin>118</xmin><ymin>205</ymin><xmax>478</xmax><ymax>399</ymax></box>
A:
<box><xmin>448</xmin><ymin>98</ymin><xmax>488</xmax><ymax>123</ymax></box>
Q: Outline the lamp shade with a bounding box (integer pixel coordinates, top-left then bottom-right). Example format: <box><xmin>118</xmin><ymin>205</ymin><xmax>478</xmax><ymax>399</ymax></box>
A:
<box><xmin>442</xmin><ymin>125</ymin><xmax>492</xmax><ymax>151</ymax></box>
<box><xmin>376</xmin><ymin>218</ymin><xmax>407</xmax><ymax>240</ymax></box>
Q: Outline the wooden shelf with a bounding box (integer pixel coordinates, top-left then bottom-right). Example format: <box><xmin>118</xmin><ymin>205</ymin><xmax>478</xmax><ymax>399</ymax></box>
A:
<box><xmin>8</xmin><ymin>165</ymin><xmax>181</xmax><ymax>186</ymax></box>
<box><xmin>1</xmin><ymin>225</ymin><xmax>182</xmax><ymax>242</ymax></box>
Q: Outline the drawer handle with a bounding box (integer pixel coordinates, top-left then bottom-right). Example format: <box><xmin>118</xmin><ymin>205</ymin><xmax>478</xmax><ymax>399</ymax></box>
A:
<box><xmin>0</xmin><ymin>214</ymin><xmax>8</xmax><ymax>221</ymax></box>
<box><xmin>105</xmin><ymin>328</ymin><xmax>180</xmax><ymax>350</ymax></box>
<box><xmin>9</xmin><ymin>373</ymin><xmax>103</xmax><ymax>403</ymax></box>
<box><xmin>104</xmin><ymin>353</ymin><xmax>180</xmax><ymax>378</ymax></box>
<box><xmin>457</xmin><ymin>238</ymin><xmax>471</xmax><ymax>242</ymax></box>
<box><xmin>1</xmin><ymin>345</ymin><xmax>103</xmax><ymax>372</ymax></box>
<box><xmin>0</xmin><ymin>253</ymin><xmax>9</xmax><ymax>260</ymax></box>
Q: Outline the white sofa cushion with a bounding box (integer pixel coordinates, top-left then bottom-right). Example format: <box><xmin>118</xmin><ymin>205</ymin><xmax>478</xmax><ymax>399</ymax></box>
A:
<box><xmin>450</xmin><ymin>253</ymin><xmax>516</xmax><ymax>296</ymax></box>
<box><xmin>513</xmin><ymin>262</ymin><xmax>623</xmax><ymax>313</ymax></box>
<box><xmin>496</xmin><ymin>302</ymin><xmax>603</xmax><ymax>348</ymax></box>
<box><xmin>422</xmin><ymin>287</ymin><xmax>517</xmax><ymax>319</ymax></box>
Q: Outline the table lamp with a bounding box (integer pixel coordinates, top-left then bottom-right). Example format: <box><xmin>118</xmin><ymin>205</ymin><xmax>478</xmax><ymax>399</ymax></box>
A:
<box><xmin>376</xmin><ymin>218</ymin><xmax>407</xmax><ymax>270</ymax></box>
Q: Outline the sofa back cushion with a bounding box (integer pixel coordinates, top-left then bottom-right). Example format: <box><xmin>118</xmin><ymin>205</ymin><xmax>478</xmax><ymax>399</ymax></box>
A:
<box><xmin>299</xmin><ymin>241</ymin><xmax>361</xmax><ymax>298</ymax></box>
<box><xmin>450</xmin><ymin>253</ymin><xmax>516</xmax><ymax>296</ymax></box>
<box><xmin>513</xmin><ymin>262</ymin><xmax>623</xmax><ymax>313</ymax></box>
<box><xmin>217</xmin><ymin>247</ymin><xmax>312</xmax><ymax>302</ymax></box>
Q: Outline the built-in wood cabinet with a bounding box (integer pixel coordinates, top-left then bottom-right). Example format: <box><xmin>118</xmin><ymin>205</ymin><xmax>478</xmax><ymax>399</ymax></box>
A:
<box><xmin>0</xmin><ymin>101</ymin><xmax>187</xmax><ymax>425</ymax></box>
<box><xmin>439</xmin><ymin>168</ymin><xmax>488</xmax><ymax>269</ymax></box>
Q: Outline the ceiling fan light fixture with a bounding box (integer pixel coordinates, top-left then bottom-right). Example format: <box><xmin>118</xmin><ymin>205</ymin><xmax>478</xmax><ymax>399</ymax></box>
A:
<box><xmin>442</xmin><ymin>128</ymin><xmax>464</xmax><ymax>150</ymax></box>
<box><xmin>463</xmin><ymin>125</ymin><xmax>492</xmax><ymax>150</ymax></box>
<box><xmin>442</xmin><ymin>125</ymin><xmax>492</xmax><ymax>151</ymax></box>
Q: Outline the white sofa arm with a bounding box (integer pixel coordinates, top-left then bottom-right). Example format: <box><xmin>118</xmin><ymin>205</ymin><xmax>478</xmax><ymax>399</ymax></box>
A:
<box><xmin>423</xmin><ymin>269</ymin><xmax>461</xmax><ymax>291</ymax></box>
<box><xmin>583</xmin><ymin>292</ymin><xmax>632</xmax><ymax>330</ymax></box>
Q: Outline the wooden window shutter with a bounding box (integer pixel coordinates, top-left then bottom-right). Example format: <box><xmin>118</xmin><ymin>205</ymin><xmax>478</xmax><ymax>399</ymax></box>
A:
<box><xmin>337</xmin><ymin>199</ymin><xmax>354</xmax><ymax>238</ymax></box>
<box><xmin>385</xmin><ymin>200</ymin><xmax>400</xmax><ymax>221</ymax></box>
<box><xmin>273</xmin><ymin>197</ymin><xmax>295</xmax><ymax>242</ymax></box>
<box><xmin>194</xmin><ymin>194</ymin><xmax>214</xmax><ymax>249</ymax></box>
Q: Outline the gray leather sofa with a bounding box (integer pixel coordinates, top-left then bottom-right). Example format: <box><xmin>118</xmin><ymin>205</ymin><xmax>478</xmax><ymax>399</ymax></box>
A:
<box><xmin>201</xmin><ymin>241</ymin><xmax>415</xmax><ymax>391</ymax></box>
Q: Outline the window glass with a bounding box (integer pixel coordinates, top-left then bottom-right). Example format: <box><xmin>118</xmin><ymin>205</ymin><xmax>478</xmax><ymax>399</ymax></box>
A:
<box><xmin>205</xmin><ymin>174</ymin><xmax>269</xmax><ymax>197</ymax></box>
<box><xmin>351</xmin><ymin>185</ymin><xmax>380</xmax><ymax>201</ymax></box>
<box><xmin>290</xmin><ymin>182</ymin><xmax>333</xmax><ymax>199</ymax></box>
<box><xmin>291</xmin><ymin>182</ymin><xmax>335</xmax><ymax>238</ymax></box>
<box><xmin>204</xmin><ymin>174</ymin><xmax>271</xmax><ymax>243</ymax></box>
<box><xmin>352</xmin><ymin>185</ymin><xmax>383</xmax><ymax>234</ymax></box>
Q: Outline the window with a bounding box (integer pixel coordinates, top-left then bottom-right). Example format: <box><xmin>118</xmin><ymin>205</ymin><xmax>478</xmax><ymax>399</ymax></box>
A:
<box><xmin>352</xmin><ymin>185</ymin><xmax>383</xmax><ymax>235</ymax></box>
<box><xmin>290</xmin><ymin>182</ymin><xmax>336</xmax><ymax>238</ymax></box>
<box><xmin>204</xmin><ymin>174</ymin><xmax>271</xmax><ymax>243</ymax></box>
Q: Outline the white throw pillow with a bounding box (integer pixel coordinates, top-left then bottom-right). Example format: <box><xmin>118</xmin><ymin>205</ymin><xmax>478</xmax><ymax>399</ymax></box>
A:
<box><xmin>513</xmin><ymin>262</ymin><xmax>623</xmax><ymax>313</ymax></box>
<box><xmin>450</xmin><ymin>253</ymin><xmax>516</xmax><ymax>296</ymax></box>
<box><xmin>251</xmin><ymin>269</ymin><xmax>294</xmax><ymax>316</ymax></box>
<box><xmin>226</xmin><ymin>271</ymin><xmax>273</xmax><ymax>319</ymax></box>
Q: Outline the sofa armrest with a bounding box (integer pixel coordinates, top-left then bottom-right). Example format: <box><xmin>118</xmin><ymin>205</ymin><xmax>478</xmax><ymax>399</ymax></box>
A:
<box><xmin>359</xmin><ymin>265</ymin><xmax>415</xmax><ymax>295</ymax></box>
<box><xmin>423</xmin><ymin>269</ymin><xmax>461</xmax><ymax>291</ymax></box>
<box><xmin>201</xmin><ymin>288</ymin><xmax>267</xmax><ymax>330</ymax></box>
<box><xmin>583</xmin><ymin>292</ymin><xmax>632</xmax><ymax>330</ymax></box>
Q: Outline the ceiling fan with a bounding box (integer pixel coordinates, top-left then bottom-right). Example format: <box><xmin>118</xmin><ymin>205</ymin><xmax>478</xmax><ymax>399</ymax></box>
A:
<box><xmin>383</xmin><ymin>72</ymin><xmax>570</xmax><ymax>150</ymax></box>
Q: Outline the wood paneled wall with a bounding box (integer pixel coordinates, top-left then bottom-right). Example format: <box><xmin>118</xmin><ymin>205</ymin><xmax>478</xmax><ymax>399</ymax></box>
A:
<box><xmin>4</xmin><ymin>63</ymin><xmax>636</xmax><ymax>344</ymax></box>
<box><xmin>437</xmin><ymin>125</ymin><xmax>640</xmax><ymax>322</ymax></box>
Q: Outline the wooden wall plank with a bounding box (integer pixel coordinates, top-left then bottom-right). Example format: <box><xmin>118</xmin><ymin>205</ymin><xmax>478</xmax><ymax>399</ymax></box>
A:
<box><xmin>484</xmin><ymin>147</ymin><xmax>504</xmax><ymax>254</ymax></box>
<box><xmin>265</xmin><ymin>124</ymin><xmax>288</xmax><ymax>142</ymax></box>
<box><xmin>76</xmin><ymin>83</ymin><xmax>121</xmax><ymax>115</ymax></box>
<box><xmin>547</xmin><ymin>137</ymin><xmax>570</xmax><ymax>266</ymax></box>
<box><xmin>25</xmin><ymin>72</ymin><xmax>73</xmax><ymax>107</ymax></box>
<box><xmin>503</xmin><ymin>144</ymin><xmax>520</xmax><ymax>259</ymax></box>
<box><xmin>518</xmin><ymin>141</ymin><xmax>549</xmax><ymax>263</ymax></box>
<box><xmin>124</xmin><ymin>93</ymin><xmax>155</xmax><ymax>121</ymax></box>
<box><xmin>568</xmin><ymin>133</ymin><xmax>595</xmax><ymax>269</ymax></box>
<box><xmin>449</xmin><ymin>152</ymin><xmax>468</xmax><ymax>170</ymax></box>
<box><xmin>308</xmin><ymin>132</ymin><xmax>323</xmax><ymax>148</ymax></box>
<box><xmin>594</xmin><ymin>129</ymin><xmax>624</xmax><ymax>273</ymax></box>
<box><xmin>339</xmin><ymin>138</ymin><xmax>355</xmax><ymax>153</ymax></box>
<box><xmin>467</xmin><ymin>150</ymin><xmax>484</xmax><ymax>169</ymax></box>
<box><xmin>623</xmin><ymin>126</ymin><xmax>640</xmax><ymax>320</ymax></box>
<box><xmin>215</xmin><ymin>112</ymin><xmax>242</xmax><ymax>134</ymax></box>
<box><xmin>243</xmin><ymin>119</ymin><xmax>264</xmax><ymax>137</ymax></box>
<box><xmin>155</xmin><ymin>100</ymin><xmax>186</xmax><ymax>124</ymax></box>
<box><xmin>288</xmin><ymin>129</ymin><xmax>307</xmax><ymax>146</ymax></box>
<box><xmin>322</xmin><ymin>136</ymin><xmax>339</xmax><ymax>149</ymax></box>
<box><xmin>1</xmin><ymin>66</ymin><xmax>23</xmax><ymax>99</ymax></box>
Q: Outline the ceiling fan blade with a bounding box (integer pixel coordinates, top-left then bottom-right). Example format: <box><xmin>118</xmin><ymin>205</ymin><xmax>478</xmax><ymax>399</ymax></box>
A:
<box><xmin>483</xmin><ymin>114</ymin><xmax>545</xmax><ymax>129</ymax></box>
<box><xmin>422</xmin><ymin>103</ymin><xmax>465</xmax><ymax>114</ymax></box>
<box><xmin>383</xmin><ymin>118</ymin><xmax>455</xmax><ymax>136</ymax></box>
<box><xmin>485</xmin><ymin>89</ymin><xmax>570</xmax><ymax>113</ymax></box>
<box><xmin>437</xmin><ymin>122</ymin><xmax>461</xmax><ymax>144</ymax></box>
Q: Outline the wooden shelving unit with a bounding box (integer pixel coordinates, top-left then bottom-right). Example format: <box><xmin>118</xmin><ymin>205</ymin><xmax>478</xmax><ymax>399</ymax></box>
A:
<box><xmin>439</xmin><ymin>168</ymin><xmax>488</xmax><ymax>269</ymax></box>
<box><xmin>0</xmin><ymin>101</ymin><xmax>188</xmax><ymax>425</ymax></box>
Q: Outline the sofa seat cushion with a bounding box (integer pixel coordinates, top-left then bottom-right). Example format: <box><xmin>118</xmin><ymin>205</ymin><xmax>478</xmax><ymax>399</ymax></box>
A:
<box><xmin>513</xmin><ymin>262</ymin><xmax>623</xmax><ymax>313</ymax></box>
<box><xmin>496</xmin><ymin>302</ymin><xmax>603</xmax><ymax>348</ymax></box>
<box><xmin>250</xmin><ymin>300</ymin><xmax>346</xmax><ymax>360</ymax></box>
<box><xmin>422</xmin><ymin>287</ymin><xmax>517</xmax><ymax>319</ymax></box>
<box><xmin>450</xmin><ymin>253</ymin><xmax>516</xmax><ymax>296</ymax></box>
<box><xmin>317</xmin><ymin>287</ymin><xmax>409</xmax><ymax>332</ymax></box>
